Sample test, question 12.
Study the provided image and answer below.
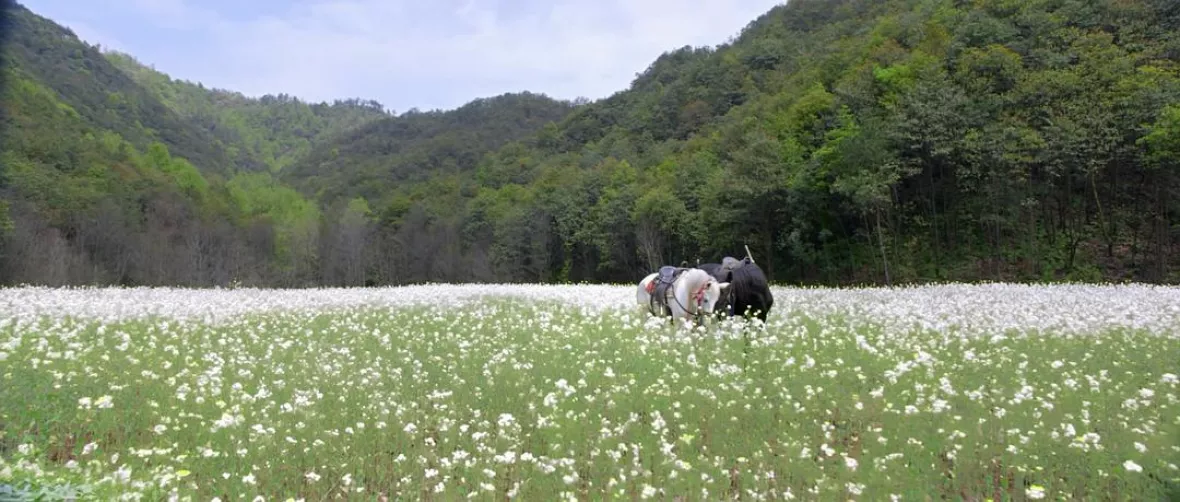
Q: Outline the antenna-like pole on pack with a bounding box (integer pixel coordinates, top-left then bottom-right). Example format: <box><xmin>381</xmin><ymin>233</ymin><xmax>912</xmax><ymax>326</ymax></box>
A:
<box><xmin>744</xmin><ymin>244</ymin><xmax>755</xmax><ymax>264</ymax></box>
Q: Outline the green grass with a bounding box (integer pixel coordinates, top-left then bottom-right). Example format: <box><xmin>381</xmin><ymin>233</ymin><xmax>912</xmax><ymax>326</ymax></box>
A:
<box><xmin>2</xmin><ymin>298</ymin><xmax>1178</xmax><ymax>500</ymax></box>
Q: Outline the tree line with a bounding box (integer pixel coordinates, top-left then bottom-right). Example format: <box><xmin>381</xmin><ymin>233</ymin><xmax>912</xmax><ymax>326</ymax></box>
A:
<box><xmin>291</xmin><ymin>0</ymin><xmax>1180</xmax><ymax>287</ymax></box>
<box><xmin>2</xmin><ymin>0</ymin><xmax>1178</xmax><ymax>288</ymax></box>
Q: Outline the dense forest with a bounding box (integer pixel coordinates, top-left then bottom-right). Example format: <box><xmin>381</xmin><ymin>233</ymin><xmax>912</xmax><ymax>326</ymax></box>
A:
<box><xmin>1</xmin><ymin>0</ymin><xmax>1178</xmax><ymax>288</ymax></box>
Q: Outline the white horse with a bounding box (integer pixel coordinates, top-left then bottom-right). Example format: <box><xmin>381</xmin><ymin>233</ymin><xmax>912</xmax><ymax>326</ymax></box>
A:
<box><xmin>636</xmin><ymin>268</ymin><xmax>730</xmax><ymax>325</ymax></box>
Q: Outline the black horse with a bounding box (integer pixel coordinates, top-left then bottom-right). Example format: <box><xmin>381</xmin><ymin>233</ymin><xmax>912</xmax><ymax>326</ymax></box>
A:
<box><xmin>699</xmin><ymin>256</ymin><xmax>773</xmax><ymax>322</ymax></box>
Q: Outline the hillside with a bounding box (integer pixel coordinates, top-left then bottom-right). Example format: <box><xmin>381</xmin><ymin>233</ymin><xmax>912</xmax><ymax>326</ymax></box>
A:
<box><xmin>2</xmin><ymin>0</ymin><xmax>1179</xmax><ymax>288</ymax></box>
<box><xmin>104</xmin><ymin>51</ymin><xmax>391</xmax><ymax>172</ymax></box>
<box><xmin>0</xmin><ymin>1</ymin><xmax>576</xmax><ymax>288</ymax></box>
<box><xmin>1</xmin><ymin>2</ymin><xmax>238</xmax><ymax>175</ymax></box>
<box><xmin>304</xmin><ymin>0</ymin><xmax>1180</xmax><ymax>285</ymax></box>
<box><xmin>283</xmin><ymin>92</ymin><xmax>576</xmax><ymax>203</ymax></box>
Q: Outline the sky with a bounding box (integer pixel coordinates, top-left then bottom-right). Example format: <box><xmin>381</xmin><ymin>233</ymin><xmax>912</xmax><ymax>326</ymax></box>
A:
<box><xmin>22</xmin><ymin>0</ymin><xmax>785</xmax><ymax>113</ymax></box>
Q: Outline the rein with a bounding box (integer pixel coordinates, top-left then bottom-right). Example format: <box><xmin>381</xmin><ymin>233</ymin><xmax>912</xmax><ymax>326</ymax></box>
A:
<box><xmin>648</xmin><ymin>271</ymin><xmax>713</xmax><ymax>325</ymax></box>
<box><xmin>671</xmin><ymin>279</ymin><xmax>710</xmax><ymax>325</ymax></box>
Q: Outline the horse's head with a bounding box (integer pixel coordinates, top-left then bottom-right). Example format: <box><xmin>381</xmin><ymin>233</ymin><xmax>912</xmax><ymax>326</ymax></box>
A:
<box><xmin>690</xmin><ymin>271</ymin><xmax>731</xmax><ymax>316</ymax></box>
<box><xmin>716</xmin><ymin>272</ymin><xmax>736</xmax><ymax>316</ymax></box>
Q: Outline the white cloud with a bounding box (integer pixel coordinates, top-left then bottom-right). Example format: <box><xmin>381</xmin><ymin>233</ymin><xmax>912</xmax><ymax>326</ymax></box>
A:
<box><xmin>38</xmin><ymin>0</ymin><xmax>787</xmax><ymax>111</ymax></box>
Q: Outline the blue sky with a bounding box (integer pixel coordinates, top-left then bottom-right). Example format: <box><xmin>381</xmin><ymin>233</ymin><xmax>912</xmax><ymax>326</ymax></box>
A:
<box><xmin>23</xmin><ymin>0</ymin><xmax>784</xmax><ymax>112</ymax></box>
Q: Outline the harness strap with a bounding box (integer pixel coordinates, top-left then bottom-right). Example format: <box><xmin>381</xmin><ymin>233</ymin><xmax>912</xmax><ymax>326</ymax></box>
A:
<box><xmin>648</xmin><ymin>271</ymin><xmax>712</xmax><ymax>325</ymax></box>
<box><xmin>693</xmin><ymin>283</ymin><xmax>707</xmax><ymax>303</ymax></box>
<box><xmin>674</xmin><ymin>281</ymin><xmax>711</xmax><ymax>323</ymax></box>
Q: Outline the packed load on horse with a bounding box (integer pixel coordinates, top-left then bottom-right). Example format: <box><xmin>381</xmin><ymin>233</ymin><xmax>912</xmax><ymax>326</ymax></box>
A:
<box><xmin>696</xmin><ymin>249</ymin><xmax>774</xmax><ymax>322</ymax></box>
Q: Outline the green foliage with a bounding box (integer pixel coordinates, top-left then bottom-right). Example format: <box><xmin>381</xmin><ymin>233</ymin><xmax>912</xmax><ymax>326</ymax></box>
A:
<box><xmin>225</xmin><ymin>172</ymin><xmax>321</xmax><ymax>273</ymax></box>
<box><xmin>1140</xmin><ymin>104</ymin><xmax>1180</xmax><ymax>167</ymax></box>
<box><xmin>2</xmin><ymin>4</ymin><xmax>236</xmax><ymax>174</ymax></box>
<box><xmin>817</xmin><ymin>108</ymin><xmax>904</xmax><ymax>209</ymax></box>
<box><xmin>105</xmin><ymin>51</ymin><xmax>390</xmax><ymax>173</ymax></box>
<box><xmin>226</xmin><ymin>172</ymin><xmax>320</xmax><ymax>226</ymax></box>
<box><xmin>0</xmin><ymin>200</ymin><xmax>13</xmax><ymax>237</ymax></box>
<box><xmin>282</xmin><ymin>92</ymin><xmax>574</xmax><ymax>205</ymax></box>
<box><xmin>4</xmin><ymin>0</ymin><xmax>1180</xmax><ymax>287</ymax></box>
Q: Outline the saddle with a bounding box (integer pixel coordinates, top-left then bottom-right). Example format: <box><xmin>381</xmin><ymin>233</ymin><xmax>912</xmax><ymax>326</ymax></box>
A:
<box><xmin>645</xmin><ymin>265</ymin><xmax>688</xmax><ymax>315</ymax></box>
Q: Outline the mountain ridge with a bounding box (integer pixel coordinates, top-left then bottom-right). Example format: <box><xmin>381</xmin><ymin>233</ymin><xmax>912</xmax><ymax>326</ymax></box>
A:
<box><xmin>102</xmin><ymin>49</ymin><xmax>393</xmax><ymax>172</ymax></box>
<box><xmin>2</xmin><ymin>2</ymin><xmax>242</xmax><ymax>175</ymax></box>
<box><xmin>2</xmin><ymin>0</ymin><xmax>1179</xmax><ymax>288</ymax></box>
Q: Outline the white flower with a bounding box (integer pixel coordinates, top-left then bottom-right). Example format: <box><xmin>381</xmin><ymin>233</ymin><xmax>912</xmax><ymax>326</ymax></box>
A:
<box><xmin>843</xmin><ymin>456</ymin><xmax>858</xmax><ymax>471</ymax></box>
<box><xmin>1026</xmin><ymin>484</ymin><xmax>1046</xmax><ymax>499</ymax></box>
<box><xmin>1124</xmin><ymin>460</ymin><xmax>1143</xmax><ymax>473</ymax></box>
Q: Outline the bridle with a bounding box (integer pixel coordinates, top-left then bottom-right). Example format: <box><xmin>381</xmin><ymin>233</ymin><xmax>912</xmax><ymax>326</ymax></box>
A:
<box><xmin>718</xmin><ymin>283</ymin><xmax>735</xmax><ymax>317</ymax></box>
<box><xmin>671</xmin><ymin>279</ymin><xmax>712</xmax><ymax>325</ymax></box>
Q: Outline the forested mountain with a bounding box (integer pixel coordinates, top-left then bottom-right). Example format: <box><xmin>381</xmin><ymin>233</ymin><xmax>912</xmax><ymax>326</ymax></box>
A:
<box><xmin>0</xmin><ymin>1</ymin><xmax>570</xmax><ymax>287</ymax></box>
<box><xmin>0</xmin><ymin>1</ymin><xmax>268</xmax><ymax>286</ymax></box>
<box><xmin>283</xmin><ymin>92</ymin><xmax>576</xmax><ymax>203</ymax></box>
<box><xmin>300</xmin><ymin>0</ymin><xmax>1180</xmax><ymax>285</ymax></box>
<box><xmin>105</xmin><ymin>52</ymin><xmax>390</xmax><ymax>172</ymax></box>
<box><xmin>2</xmin><ymin>0</ymin><xmax>1179</xmax><ymax>288</ymax></box>
<box><xmin>1</xmin><ymin>3</ymin><xmax>236</xmax><ymax>175</ymax></box>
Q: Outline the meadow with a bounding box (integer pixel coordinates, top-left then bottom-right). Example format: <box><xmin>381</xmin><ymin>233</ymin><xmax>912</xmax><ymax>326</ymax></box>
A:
<box><xmin>1</xmin><ymin>283</ymin><xmax>1178</xmax><ymax>501</ymax></box>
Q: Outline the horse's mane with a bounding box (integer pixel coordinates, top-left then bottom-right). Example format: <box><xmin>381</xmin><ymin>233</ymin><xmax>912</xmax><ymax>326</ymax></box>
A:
<box><xmin>679</xmin><ymin>268</ymin><xmax>712</xmax><ymax>287</ymax></box>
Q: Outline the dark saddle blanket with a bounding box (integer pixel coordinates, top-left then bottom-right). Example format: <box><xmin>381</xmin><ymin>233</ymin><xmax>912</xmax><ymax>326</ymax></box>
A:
<box><xmin>646</xmin><ymin>265</ymin><xmax>688</xmax><ymax>313</ymax></box>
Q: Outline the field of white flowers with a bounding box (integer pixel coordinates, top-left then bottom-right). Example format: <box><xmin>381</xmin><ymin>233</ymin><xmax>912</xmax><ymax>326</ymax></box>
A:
<box><xmin>1</xmin><ymin>283</ymin><xmax>1178</xmax><ymax>500</ymax></box>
